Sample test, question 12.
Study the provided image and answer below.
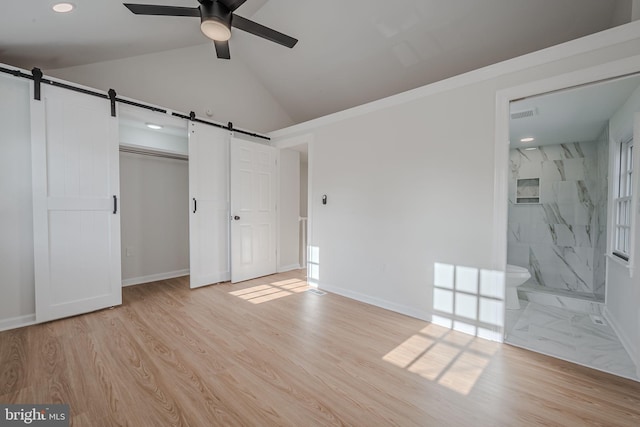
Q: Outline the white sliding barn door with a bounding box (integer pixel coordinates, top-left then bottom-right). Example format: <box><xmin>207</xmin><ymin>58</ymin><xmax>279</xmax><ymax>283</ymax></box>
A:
<box><xmin>188</xmin><ymin>123</ymin><xmax>230</xmax><ymax>288</ymax></box>
<box><xmin>230</xmin><ymin>137</ymin><xmax>277</xmax><ymax>283</ymax></box>
<box><xmin>31</xmin><ymin>85</ymin><xmax>122</xmax><ymax>323</ymax></box>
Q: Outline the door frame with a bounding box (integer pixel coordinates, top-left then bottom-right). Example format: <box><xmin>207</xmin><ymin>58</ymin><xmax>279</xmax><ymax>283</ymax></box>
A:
<box><xmin>273</xmin><ymin>133</ymin><xmax>314</xmax><ymax>283</ymax></box>
<box><xmin>118</xmin><ymin>105</ymin><xmax>191</xmax><ymax>287</ymax></box>
<box><xmin>494</xmin><ymin>57</ymin><xmax>640</xmax><ymax>344</ymax></box>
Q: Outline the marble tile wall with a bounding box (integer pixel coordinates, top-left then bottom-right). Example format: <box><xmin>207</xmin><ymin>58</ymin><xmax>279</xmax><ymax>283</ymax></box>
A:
<box><xmin>508</xmin><ymin>138</ymin><xmax>608</xmax><ymax>298</ymax></box>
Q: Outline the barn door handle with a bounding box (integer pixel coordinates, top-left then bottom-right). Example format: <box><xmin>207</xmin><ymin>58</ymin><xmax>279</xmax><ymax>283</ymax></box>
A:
<box><xmin>193</xmin><ymin>198</ymin><xmax>197</xmax><ymax>213</ymax></box>
<box><xmin>113</xmin><ymin>195</ymin><xmax>118</xmax><ymax>214</ymax></box>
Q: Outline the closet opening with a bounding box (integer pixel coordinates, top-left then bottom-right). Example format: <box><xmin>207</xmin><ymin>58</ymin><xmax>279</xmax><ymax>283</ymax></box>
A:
<box><xmin>118</xmin><ymin>106</ymin><xmax>190</xmax><ymax>287</ymax></box>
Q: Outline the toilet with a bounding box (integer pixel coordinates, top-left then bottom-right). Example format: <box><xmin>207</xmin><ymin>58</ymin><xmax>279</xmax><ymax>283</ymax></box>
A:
<box><xmin>505</xmin><ymin>264</ymin><xmax>531</xmax><ymax>310</ymax></box>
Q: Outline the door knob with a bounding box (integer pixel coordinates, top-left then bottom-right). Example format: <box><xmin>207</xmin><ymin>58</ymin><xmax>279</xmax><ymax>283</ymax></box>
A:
<box><xmin>233</xmin><ymin>215</ymin><xmax>241</xmax><ymax>220</ymax></box>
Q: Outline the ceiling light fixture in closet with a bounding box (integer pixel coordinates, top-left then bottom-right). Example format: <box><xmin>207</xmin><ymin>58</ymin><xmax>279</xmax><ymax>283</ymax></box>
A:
<box><xmin>52</xmin><ymin>3</ymin><xmax>75</xmax><ymax>13</ymax></box>
<box><xmin>146</xmin><ymin>123</ymin><xmax>163</xmax><ymax>130</ymax></box>
<box><xmin>520</xmin><ymin>137</ymin><xmax>535</xmax><ymax>142</ymax></box>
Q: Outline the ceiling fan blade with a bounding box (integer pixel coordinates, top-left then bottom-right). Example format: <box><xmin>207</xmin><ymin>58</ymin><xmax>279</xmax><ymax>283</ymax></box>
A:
<box><xmin>123</xmin><ymin>4</ymin><xmax>201</xmax><ymax>17</ymax></box>
<box><xmin>218</xmin><ymin>0</ymin><xmax>247</xmax><ymax>12</ymax></box>
<box><xmin>232</xmin><ymin>15</ymin><xmax>298</xmax><ymax>48</ymax></box>
<box><xmin>214</xmin><ymin>40</ymin><xmax>231</xmax><ymax>59</ymax></box>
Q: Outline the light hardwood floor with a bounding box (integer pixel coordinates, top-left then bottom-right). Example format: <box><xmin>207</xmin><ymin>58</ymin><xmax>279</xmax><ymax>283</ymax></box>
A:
<box><xmin>1</xmin><ymin>269</ymin><xmax>639</xmax><ymax>426</ymax></box>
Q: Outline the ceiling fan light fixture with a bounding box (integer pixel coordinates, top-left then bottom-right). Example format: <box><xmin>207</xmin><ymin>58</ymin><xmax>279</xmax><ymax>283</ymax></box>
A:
<box><xmin>122</xmin><ymin>1</ymin><xmax>298</xmax><ymax>60</ymax></box>
<box><xmin>200</xmin><ymin>18</ymin><xmax>231</xmax><ymax>41</ymax></box>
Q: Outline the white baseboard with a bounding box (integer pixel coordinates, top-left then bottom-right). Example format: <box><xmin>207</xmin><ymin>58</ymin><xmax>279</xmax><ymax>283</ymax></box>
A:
<box><xmin>318</xmin><ymin>282</ymin><xmax>432</xmax><ymax>322</ymax></box>
<box><xmin>122</xmin><ymin>269</ymin><xmax>189</xmax><ymax>287</ymax></box>
<box><xmin>603</xmin><ymin>306</ymin><xmax>638</xmax><ymax>371</ymax></box>
<box><xmin>277</xmin><ymin>263</ymin><xmax>302</xmax><ymax>273</ymax></box>
<box><xmin>318</xmin><ymin>282</ymin><xmax>503</xmax><ymax>342</ymax></box>
<box><xmin>0</xmin><ymin>313</ymin><xmax>37</xmax><ymax>332</ymax></box>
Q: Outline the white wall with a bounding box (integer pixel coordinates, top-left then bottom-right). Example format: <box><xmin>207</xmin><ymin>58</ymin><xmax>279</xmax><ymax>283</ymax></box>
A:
<box><xmin>46</xmin><ymin>43</ymin><xmax>294</xmax><ymax>133</ymax></box>
<box><xmin>120</xmin><ymin>152</ymin><xmax>189</xmax><ymax>285</ymax></box>
<box><xmin>0</xmin><ymin>74</ymin><xmax>35</xmax><ymax>329</ymax></box>
<box><xmin>605</xmin><ymin>83</ymin><xmax>640</xmax><ymax>366</ymax></box>
<box><xmin>278</xmin><ymin>149</ymin><xmax>300</xmax><ymax>271</ymax></box>
<box><xmin>610</xmin><ymin>84</ymin><xmax>640</xmax><ymax>141</ymax></box>
<box><xmin>304</xmin><ymin>85</ymin><xmax>500</xmax><ymax>320</ymax></box>
<box><xmin>271</xmin><ymin>22</ymin><xmax>640</xmax><ymax>339</ymax></box>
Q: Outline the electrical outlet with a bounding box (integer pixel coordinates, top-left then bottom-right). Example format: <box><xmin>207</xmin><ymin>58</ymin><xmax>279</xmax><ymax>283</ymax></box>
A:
<box><xmin>126</xmin><ymin>247</ymin><xmax>133</xmax><ymax>257</ymax></box>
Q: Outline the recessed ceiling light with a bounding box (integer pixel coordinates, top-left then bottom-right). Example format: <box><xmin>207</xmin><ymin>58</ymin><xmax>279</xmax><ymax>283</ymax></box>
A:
<box><xmin>524</xmin><ymin>147</ymin><xmax>537</xmax><ymax>151</ymax></box>
<box><xmin>520</xmin><ymin>137</ymin><xmax>535</xmax><ymax>143</ymax></box>
<box><xmin>146</xmin><ymin>123</ymin><xmax>163</xmax><ymax>130</ymax></box>
<box><xmin>52</xmin><ymin>2</ymin><xmax>74</xmax><ymax>13</ymax></box>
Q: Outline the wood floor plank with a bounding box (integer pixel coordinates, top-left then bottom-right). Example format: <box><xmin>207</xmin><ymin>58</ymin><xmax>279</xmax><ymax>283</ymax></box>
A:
<box><xmin>63</xmin><ymin>330</ymin><xmax>129</xmax><ymax>427</ymax></box>
<box><xmin>1</xmin><ymin>270</ymin><xmax>639</xmax><ymax>426</ymax></box>
<box><xmin>0</xmin><ymin>330</ymin><xmax>27</xmax><ymax>396</ymax></box>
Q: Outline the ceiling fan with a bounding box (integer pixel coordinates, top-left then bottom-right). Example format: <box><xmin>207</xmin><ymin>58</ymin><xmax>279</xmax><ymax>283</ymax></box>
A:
<box><xmin>123</xmin><ymin>0</ymin><xmax>298</xmax><ymax>59</ymax></box>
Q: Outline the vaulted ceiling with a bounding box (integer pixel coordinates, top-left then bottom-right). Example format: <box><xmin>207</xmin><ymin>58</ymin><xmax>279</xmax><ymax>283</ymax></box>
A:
<box><xmin>0</xmin><ymin>0</ymin><xmax>633</xmax><ymax>125</ymax></box>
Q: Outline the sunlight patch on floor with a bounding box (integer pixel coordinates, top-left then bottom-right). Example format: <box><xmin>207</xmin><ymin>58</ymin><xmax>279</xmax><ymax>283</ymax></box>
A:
<box><xmin>229</xmin><ymin>279</ymin><xmax>309</xmax><ymax>304</ymax></box>
<box><xmin>384</xmin><ymin>261</ymin><xmax>504</xmax><ymax>395</ymax></box>
<box><xmin>382</xmin><ymin>326</ymin><xmax>499</xmax><ymax>396</ymax></box>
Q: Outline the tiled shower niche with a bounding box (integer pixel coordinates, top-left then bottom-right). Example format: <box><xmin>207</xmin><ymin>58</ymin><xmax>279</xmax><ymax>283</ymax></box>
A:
<box><xmin>516</xmin><ymin>178</ymin><xmax>540</xmax><ymax>204</ymax></box>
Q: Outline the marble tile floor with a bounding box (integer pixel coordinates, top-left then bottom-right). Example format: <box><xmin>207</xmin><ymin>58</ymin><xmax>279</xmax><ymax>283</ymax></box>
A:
<box><xmin>505</xmin><ymin>300</ymin><xmax>639</xmax><ymax>381</ymax></box>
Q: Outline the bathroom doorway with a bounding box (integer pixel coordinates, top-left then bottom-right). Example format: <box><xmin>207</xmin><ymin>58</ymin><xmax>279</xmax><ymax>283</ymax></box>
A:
<box><xmin>278</xmin><ymin>139</ymin><xmax>311</xmax><ymax>275</ymax></box>
<box><xmin>499</xmin><ymin>72</ymin><xmax>640</xmax><ymax>381</ymax></box>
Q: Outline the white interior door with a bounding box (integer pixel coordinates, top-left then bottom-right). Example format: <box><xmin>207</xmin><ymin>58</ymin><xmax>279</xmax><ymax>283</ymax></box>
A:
<box><xmin>31</xmin><ymin>85</ymin><xmax>122</xmax><ymax>323</ymax></box>
<box><xmin>230</xmin><ymin>137</ymin><xmax>277</xmax><ymax>283</ymax></box>
<box><xmin>189</xmin><ymin>122</ymin><xmax>230</xmax><ymax>288</ymax></box>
